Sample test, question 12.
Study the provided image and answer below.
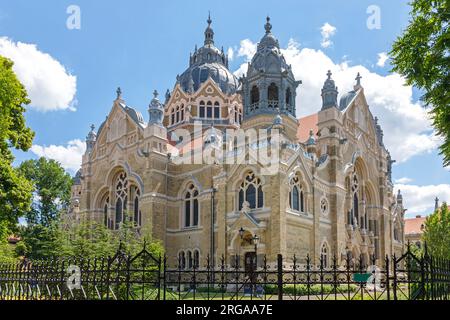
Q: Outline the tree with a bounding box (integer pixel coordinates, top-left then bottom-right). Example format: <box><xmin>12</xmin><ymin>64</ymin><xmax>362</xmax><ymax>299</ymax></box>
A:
<box><xmin>58</xmin><ymin>214</ymin><xmax>164</xmax><ymax>259</ymax></box>
<box><xmin>17</xmin><ymin>157</ymin><xmax>72</xmax><ymax>259</ymax></box>
<box><xmin>423</xmin><ymin>202</ymin><xmax>450</xmax><ymax>258</ymax></box>
<box><xmin>0</xmin><ymin>55</ymin><xmax>35</xmax><ymax>230</ymax></box>
<box><xmin>18</xmin><ymin>157</ymin><xmax>72</xmax><ymax>226</ymax></box>
<box><xmin>390</xmin><ymin>0</ymin><xmax>450</xmax><ymax>166</ymax></box>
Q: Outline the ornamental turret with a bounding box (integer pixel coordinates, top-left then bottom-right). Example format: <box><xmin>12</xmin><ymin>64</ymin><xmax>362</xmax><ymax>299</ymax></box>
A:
<box><xmin>85</xmin><ymin>124</ymin><xmax>96</xmax><ymax>153</ymax></box>
<box><xmin>242</xmin><ymin>17</ymin><xmax>300</xmax><ymax>120</ymax></box>
<box><xmin>321</xmin><ymin>70</ymin><xmax>338</xmax><ymax>110</ymax></box>
<box><xmin>148</xmin><ymin>90</ymin><xmax>164</xmax><ymax>125</ymax></box>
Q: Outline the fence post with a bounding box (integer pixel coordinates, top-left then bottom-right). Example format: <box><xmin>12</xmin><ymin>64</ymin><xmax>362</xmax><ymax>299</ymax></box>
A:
<box><xmin>277</xmin><ymin>254</ymin><xmax>283</xmax><ymax>300</ymax></box>
<box><xmin>393</xmin><ymin>254</ymin><xmax>397</xmax><ymax>300</ymax></box>
<box><xmin>385</xmin><ymin>255</ymin><xmax>390</xmax><ymax>301</ymax></box>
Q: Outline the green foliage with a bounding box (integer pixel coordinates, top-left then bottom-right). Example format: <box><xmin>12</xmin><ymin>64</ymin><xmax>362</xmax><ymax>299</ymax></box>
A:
<box><xmin>390</xmin><ymin>0</ymin><xmax>450</xmax><ymax>166</ymax></box>
<box><xmin>0</xmin><ymin>55</ymin><xmax>34</xmax><ymax>229</ymax></box>
<box><xmin>17</xmin><ymin>223</ymin><xmax>63</xmax><ymax>260</ymax></box>
<box><xmin>264</xmin><ymin>284</ymin><xmax>358</xmax><ymax>296</ymax></box>
<box><xmin>423</xmin><ymin>202</ymin><xmax>450</xmax><ymax>258</ymax></box>
<box><xmin>18</xmin><ymin>157</ymin><xmax>72</xmax><ymax>227</ymax></box>
<box><xmin>58</xmin><ymin>215</ymin><xmax>164</xmax><ymax>259</ymax></box>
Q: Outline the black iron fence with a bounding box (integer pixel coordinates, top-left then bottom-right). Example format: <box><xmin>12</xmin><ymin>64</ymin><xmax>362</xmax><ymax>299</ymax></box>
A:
<box><xmin>0</xmin><ymin>244</ymin><xmax>449</xmax><ymax>300</ymax></box>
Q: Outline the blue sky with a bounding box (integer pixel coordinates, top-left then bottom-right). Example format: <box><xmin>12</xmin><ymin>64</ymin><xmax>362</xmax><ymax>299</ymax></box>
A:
<box><xmin>0</xmin><ymin>0</ymin><xmax>448</xmax><ymax>217</ymax></box>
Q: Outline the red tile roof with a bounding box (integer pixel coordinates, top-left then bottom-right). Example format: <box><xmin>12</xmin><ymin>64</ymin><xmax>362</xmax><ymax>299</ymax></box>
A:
<box><xmin>404</xmin><ymin>216</ymin><xmax>426</xmax><ymax>235</ymax></box>
<box><xmin>297</xmin><ymin>113</ymin><xmax>318</xmax><ymax>143</ymax></box>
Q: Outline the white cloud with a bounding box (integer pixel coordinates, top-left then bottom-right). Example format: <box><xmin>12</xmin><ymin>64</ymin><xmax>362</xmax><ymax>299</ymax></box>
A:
<box><xmin>233</xmin><ymin>38</ymin><xmax>440</xmax><ymax>163</ymax></box>
<box><xmin>376</xmin><ymin>52</ymin><xmax>389</xmax><ymax>67</ymax></box>
<box><xmin>31</xmin><ymin>139</ymin><xmax>85</xmax><ymax>173</ymax></box>
<box><xmin>227</xmin><ymin>47</ymin><xmax>234</xmax><ymax>61</ymax></box>
<box><xmin>237</xmin><ymin>39</ymin><xmax>257</xmax><ymax>60</ymax></box>
<box><xmin>395</xmin><ymin>177</ymin><xmax>413</xmax><ymax>184</ymax></box>
<box><xmin>395</xmin><ymin>183</ymin><xmax>450</xmax><ymax>217</ymax></box>
<box><xmin>0</xmin><ymin>37</ymin><xmax>77</xmax><ymax>112</ymax></box>
<box><xmin>320</xmin><ymin>23</ymin><xmax>337</xmax><ymax>48</ymax></box>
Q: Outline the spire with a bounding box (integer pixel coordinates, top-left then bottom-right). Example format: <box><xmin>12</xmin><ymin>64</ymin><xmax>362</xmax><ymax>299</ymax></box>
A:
<box><xmin>321</xmin><ymin>70</ymin><xmax>338</xmax><ymax>110</ymax></box>
<box><xmin>204</xmin><ymin>12</ymin><xmax>214</xmax><ymax>46</ymax></box>
<box><xmin>435</xmin><ymin>197</ymin><xmax>439</xmax><ymax>212</ymax></box>
<box><xmin>265</xmin><ymin>16</ymin><xmax>272</xmax><ymax>34</ymax></box>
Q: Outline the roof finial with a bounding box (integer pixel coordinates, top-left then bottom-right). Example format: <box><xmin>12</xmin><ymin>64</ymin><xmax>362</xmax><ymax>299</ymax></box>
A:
<box><xmin>327</xmin><ymin>70</ymin><xmax>332</xmax><ymax>80</ymax></box>
<box><xmin>116</xmin><ymin>87</ymin><xmax>122</xmax><ymax>99</ymax></box>
<box><xmin>153</xmin><ymin>89</ymin><xmax>159</xmax><ymax>99</ymax></box>
<box><xmin>355</xmin><ymin>72</ymin><xmax>362</xmax><ymax>87</ymax></box>
<box><xmin>204</xmin><ymin>12</ymin><xmax>214</xmax><ymax>45</ymax></box>
<box><xmin>90</xmin><ymin>124</ymin><xmax>95</xmax><ymax>131</ymax></box>
<box><xmin>435</xmin><ymin>196</ymin><xmax>439</xmax><ymax>212</ymax></box>
<box><xmin>265</xmin><ymin>16</ymin><xmax>272</xmax><ymax>34</ymax></box>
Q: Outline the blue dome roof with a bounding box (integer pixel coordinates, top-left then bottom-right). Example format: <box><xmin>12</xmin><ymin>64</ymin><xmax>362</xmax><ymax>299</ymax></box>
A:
<box><xmin>339</xmin><ymin>90</ymin><xmax>357</xmax><ymax>110</ymax></box>
<box><xmin>178</xmin><ymin>16</ymin><xmax>238</xmax><ymax>95</ymax></box>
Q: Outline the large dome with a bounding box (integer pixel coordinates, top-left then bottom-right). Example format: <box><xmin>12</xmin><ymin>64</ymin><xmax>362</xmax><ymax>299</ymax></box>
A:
<box><xmin>179</xmin><ymin>60</ymin><xmax>239</xmax><ymax>94</ymax></box>
<box><xmin>177</xmin><ymin>15</ymin><xmax>239</xmax><ymax>95</ymax></box>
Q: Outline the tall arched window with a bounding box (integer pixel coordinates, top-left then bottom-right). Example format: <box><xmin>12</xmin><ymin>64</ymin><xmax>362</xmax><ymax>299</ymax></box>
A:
<box><xmin>321</xmin><ymin>243</ymin><xmax>329</xmax><ymax>268</ymax></box>
<box><xmin>176</xmin><ymin>106</ymin><xmax>180</xmax><ymax>123</ymax></box>
<box><xmin>187</xmin><ymin>251</ymin><xmax>193</xmax><ymax>269</ymax></box>
<box><xmin>286</xmin><ymin>87</ymin><xmax>291</xmax><ymax>106</ymax></box>
<box><xmin>180</xmin><ymin>104</ymin><xmax>185</xmax><ymax>121</ymax></box>
<box><xmin>194</xmin><ymin>250</ymin><xmax>200</xmax><ymax>269</ymax></box>
<box><xmin>353</xmin><ymin>194</ymin><xmax>359</xmax><ymax>225</ymax></box>
<box><xmin>115</xmin><ymin>172</ymin><xmax>128</xmax><ymax>229</ymax></box>
<box><xmin>179</xmin><ymin>251</ymin><xmax>186</xmax><ymax>270</ymax></box>
<box><xmin>206</xmin><ymin>101</ymin><xmax>213</xmax><ymax>118</ymax></box>
<box><xmin>238</xmin><ymin>171</ymin><xmax>263</xmax><ymax>210</ymax></box>
<box><xmin>289</xmin><ymin>175</ymin><xmax>305</xmax><ymax>212</ymax></box>
<box><xmin>214</xmin><ymin>101</ymin><xmax>220</xmax><ymax>119</ymax></box>
<box><xmin>184</xmin><ymin>184</ymin><xmax>199</xmax><ymax>228</ymax></box>
<box><xmin>103</xmin><ymin>197</ymin><xmax>109</xmax><ymax>228</ymax></box>
<box><xmin>170</xmin><ymin>108</ymin><xmax>175</xmax><ymax>125</ymax></box>
<box><xmin>251</xmin><ymin>86</ymin><xmax>260</xmax><ymax>105</ymax></box>
<box><xmin>268</xmin><ymin>83</ymin><xmax>279</xmax><ymax>108</ymax></box>
<box><xmin>134</xmin><ymin>188</ymin><xmax>141</xmax><ymax>227</ymax></box>
<box><xmin>199</xmin><ymin>101</ymin><xmax>205</xmax><ymax>118</ymax></box>
<box><xmin>350</xmin><ymin>173</ymin><xmax>359</xmax><ymax>227</ymax></box>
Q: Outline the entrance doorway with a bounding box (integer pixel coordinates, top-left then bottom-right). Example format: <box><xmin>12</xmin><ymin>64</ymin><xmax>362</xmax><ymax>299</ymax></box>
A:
<box><xmin>244</xmin><ymin>252</ymin><xmax>256</xmax><ymax>275</ymax></box>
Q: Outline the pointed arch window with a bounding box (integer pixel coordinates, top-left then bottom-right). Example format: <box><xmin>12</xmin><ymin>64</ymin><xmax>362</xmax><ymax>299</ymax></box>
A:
<box><xmin>170</xmin><ymin>108</ymin><xmax>175</xmax><ymax>125</ymax></box>
<box><xmin>134</xmin><ymin>188</ymin><xmax>141</xmax><ymax>227</ymax></box>
<box><xmin>268</xmin><ymin>83</ymin><xmax>279</xmax><ymax>108</ymax></box>
<box><xmin>214</xmin><ymin>101</ymin><xmax>220</xmax><ymax>119</ymax></box>
<box><xmin>187</xmin><ymin>251</ymin><xmax>193</xmax><ymax>269</ymax></box>
<box><xmin>289</xmin><ymin>175</ymin><xmax>305</xmax><ymax>213</ymax></box>
<box><xmin>194</xmin><ymin>250</ymin><xmax>200</xmax><ymax>269</ymax></box>
<box><xmin>179</xmin><ymin>251</ymin><xmax>186</xmax><ymax>270</ymax></box>
<box><xmin>349</xmin><ymin>173</ymin><xmax>360</xmax><ymax>227</ymax></box>
<box><xmin>115</xmin><ymin>172</ymin><xmax>128</xmax><ymax>230</ymax></box>
<box><xmin>321</xmin><ymin>243</ymin><xmax>329</xmax><ymax>268</ymax></box>
<box><xmin>180</xmin><ymin>104</ymin><xmax>185</xmax><ymax>121</ymax></box>
<box><xmin>251</xmin><ymin>86</ymin><xmax>260</xmax><ymax>105</ymax></box>
<box><xmin>238</xmin><ymin>171</ymin><xmax>263</xmax><ymax>210</ymax></box>
<box><xmin>286</xmin><ymin>87</ymin><xmax>291</xmax><ymax>106</ymax></box>
<box><xmin>199</xmin><ymin>101</ymin><xmax>205</xmax><ymax>118</ymax></box>
<box><xmin>103</xmin><ymin>197</ymin><xmax>110</xmax><ymax>228</ymax></box>
<box><xmin>184</xmin><ymin>184</ymin><xmax>199</xmax><ymax>228</ymax></box>
<box><xmin>176</xmin><ymin>106</ymin><xmax>180</xmax><ymax>123</ymax></box>
<box><xmin>206</xmin><ymin>101</ymin><xmax>213</xmax><ymax>118</ymax></box>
